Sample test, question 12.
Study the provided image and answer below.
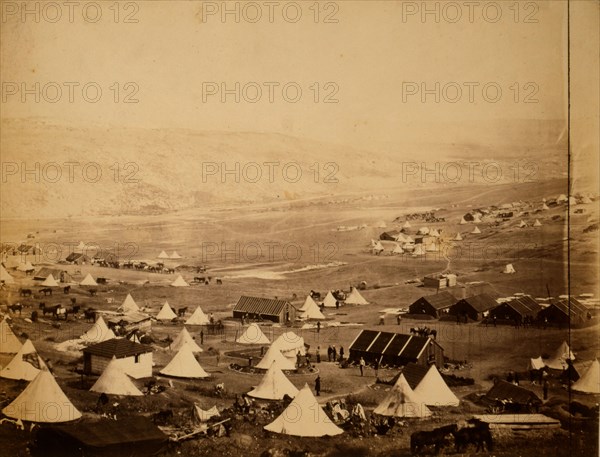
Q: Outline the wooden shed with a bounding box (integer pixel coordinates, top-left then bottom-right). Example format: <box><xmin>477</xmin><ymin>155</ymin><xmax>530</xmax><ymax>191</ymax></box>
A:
<box><xmin>409</xmin><ymin>291</ymin><xmax>456</xmax><ymax>318</ymax></box>
<box><xmin>450</xmin><ymin>293</ymin><xmax>498</xmax><ymax>321</ymax></box>
<box><xmin>233</xmin><ymin>296</ymin><xmax>297</xmax><ymax>324</ymax></box>
<box><xmin>83</xmin><ymin>338</ymin><xmax>153</xmax><ymax>379</ymax></box>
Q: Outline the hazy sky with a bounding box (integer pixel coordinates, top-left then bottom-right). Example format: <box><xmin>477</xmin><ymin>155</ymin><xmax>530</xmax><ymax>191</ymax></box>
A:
<box><xmin>0</xmin><ymin>1</ymin><xmax>597</xmax><ymax>153</ymax></box>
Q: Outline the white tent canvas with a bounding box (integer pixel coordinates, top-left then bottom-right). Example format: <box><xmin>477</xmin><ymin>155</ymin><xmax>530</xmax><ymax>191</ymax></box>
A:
<box><xmin>171</xmin><ymin>327</ymin><xmax>202</xmax><ymax>352</ymax></box>
<box><xmin>2</xmin><ymin>369</ymin><xmax>82</xmax><ymax>423</ymax></box>
<box><xmin>345</xmin><ymin>288</ymin><xmax>369</xmax><ymax>305</ymax></box>
<box><xmin>402</xmin><ymin>221</ymin><xmax>412</xmax><ymax>229</ymax></box>
<box><xmin>519</xmin><ymin>220</ymin><xmax>527</xmax><ymax>228</ymax></box>
<box><xmin>16</xmin><ymin>261</ymin><xmax>34</xmax><ymax>272</ymax></box>
<box><xmin>119</xmin><ymin>294</ymin><xmax>140</xmax><ymax>313</ymax></box>
<box><xmin>264</xmin><ymin>384</ymin><xmax>343</xmax><ymax>436</ymax></box>
<box><xmin>1</xmin><ymin>264</ymin><xmax>15</xmax><ymax>284</ymax></box>
<box><xmin>171</xmin><ymin>275</ymin><xmax>189</xmax><ymax>287</ymax></box>
<box><xmin>473</xmin><ymin>215</ymin><xmax>482</xmax><ymax>223</ymax></box>
<box><xmin>454</xmin><ymin>233</ymin><xmax>463</xmax><ymax>241</ymax></box>
<box><xmin>533</xmin><ymin>219</ymin><xmax>542</xmax><ymax>227</ymax></box>
<box><xmin>41</xmin><ymin>274</ymin><xmax>59</xmax><ymax>287</ymax></box>
<box><xmin>157</xmin><ymin>250</ymin><xmax>169</xmax><ymax>259</ymax></box>
<box><xmin>248</xmin><ymin>361</ymin><xmax>299</xmax><ymax>400</ymax></box>
<box><xmin>572</xmin><ymin>360</ymin><xmax>600</xmax><ymax>394</ymax></box>
<box><xmin>581</xmin><ymin>196</ymin><xmax>593</xmax><ymax>204</ymax></box>
<box><xmin>503</xmin><ymin>264</ymin><xmax>516</xmax><ymax>274</ymax></box>
<box><xmin>170</xmin><ymin>251</ymin><xmax>182</xmax><ymax>259</ymax></box>
<box><xmin>272</xmin><ymin>332</ymin><xmax>305</xmax><ymax>358</ymax></box>
<box><xmin>471</xmin><ymin>226</ymin><xmax>481</xmax><ymax>234</ymax></box>
<box><xmin>80</xmin><ymin>316</ymin><xmax>116</xmax><ymax>344</ymax></box>
<box><xmin>299</xmin><ymin>296</ymin><xmax>325</xmax><ymax>320</ymax></box>
<box><xmin>412</xmin><ymin>244</ymin><xmax>426</xmax><ymax>256</ymax></box>
<box><xmin>90</xmin><ymin>357</ymin><xmax>143</xmax><ymax>396</ymax></box>
<box><xmin>373</xmin><ymin>374</ymin><xmax>431</xmax><ymax>418</ymax></box>
<box><xmin>529</xmin><ymin>357</ymin><xmax>545</xmax><ymax>371</ymax></box>
<box><xmin>1</xmin><ymin>340</ymin><xmax>48</xmax><ymax>381</ymax></box>
<box><xmin>160</xmin><ymin>343</ymin><xmax>209</xmax><ymax>378</ymax></box>
<box><xmin>156</xmin><ymin>301</ymin><xmax>177</xmax><ymax>320</ymax></box>
<box><xmin>0</xmin><ymin>319</ymin><xmax>22</xmax><ymax>353</ymax></box>
<box><xmin>372</xmin><ymin>241</ymin><xmax>384</xmax><ymax>254</ymax></box>
<box><xmin>79</xmin><ymin>273</ymin><xmax>98</xmax><ymax>286</ymax></box>
<box><xmin>375</xmin><ymin>221</ymin><xmax>387</xmax><ymax>228</ymax></box>
<box><xmin>392</xmin><ymin>243</ymin><xmax>404</xmax><ymax>255</ymax></box>
<box><xmin>459</xmin><ymin>217</ymin><xmax>467</xmax><ymax>225</ymax></box>
<box><xmin>544</xmin><ymin>341</ymin><xmax>575</xmax><ymax>370</ymax></box>
<box><xmin>256</xmin><ymin>344</ymin><xmax>296</xmax><ymax>370</ymax></box>
<box><xmin>541</xmin><ymin>203</ymin><xmax>550</xmax><ymax>210</ymax></box>
<box><xmin>186</xmin><ymin>306</ymin><xmax>210</xmax><ymax>325</ymax></box>
<box><xmin>237</xmin><ymin>323</ymin><xmax>271</xmax><ymax>344</ymax></box>
<box><xmin>194</xmin><ymin>404</ymin><xmax>220</xmax><ymax>422</ymax></box>
<box><xmin>413</xmin><ymin>365</ymin><xmax>460</xmax><ymax>407</ymax></box>
<box><xmin>322</xmin><ymin>291</ymin><xmax>338</xmax><ymax>308</ymax></box>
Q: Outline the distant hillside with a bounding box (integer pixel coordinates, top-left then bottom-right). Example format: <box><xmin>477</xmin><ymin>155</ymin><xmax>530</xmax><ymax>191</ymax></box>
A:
<box><xmin>0</xmin><ymin>118</ymin><xmax>568</xmax><ymax>218</ymax></box>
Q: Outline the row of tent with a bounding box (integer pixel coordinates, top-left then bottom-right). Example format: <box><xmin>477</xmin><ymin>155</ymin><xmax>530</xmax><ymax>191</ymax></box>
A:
<box><xmin>157</xmin><ymin>251</ymin><xmax>182</xmax><ymax>259</ymax></box>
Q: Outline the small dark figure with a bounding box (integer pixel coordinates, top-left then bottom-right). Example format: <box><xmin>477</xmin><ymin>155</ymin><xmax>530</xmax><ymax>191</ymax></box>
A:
<box><xmin>248</xmin><ymin>356</ymin><xmax>253</xmax><ymax>367</ymax></box>
<box><xmin>335</xmin><ymin>300</ymin><xmax>340</xmax><ymax>310</ymax></box>
<box><xmin>375</xmin><ymin>359</ymin><xmax>380</xmax><ymax>378</ymax></box>
<box><xmin>31</xmin><ymin>310</ymin><xmax>38</xmax><ymax>323</ymax></box>
<box><xmin>397</xmin><ymin>314</ymin><xmax>401</xmax><ymax>325</ymax></box>
<box><xmin>514</xmin><ymin>372</ymin><xmax>520</xmax><ymax>385</ymax></box>
<box><xmin>507</xmin><ymin>372</ymin><xmax>514</xmax><ymax>383</ymax></box>
<box><xmin>200</xmin><ymin>330</ymin><xmax>204</xmax><ymax>345</ymax></box>
<box><xmin>317</xmin><ymin>321</ymin><xmax>321</xmax><ymax>333</ymax></box>
<box><xmin>315</xmin><ymin>375</ymin><xmax>321</xmax><ymax>396</ymax></box>
<box><xmin>339</xmin><ymin>346</ymin><xmax>344</xmax><ymax>361</ymax></box>
<box><xmin>379</xmin><ymin>316</ymin><xmax>385</xmax><ymax>325</ymax></box>
<box><xmin>296</xmin><ymin>351</ymin><xmax>302</xmax><ymax>369</ymax></box>
<box><xmin>96</xmin><ymin>393</ymin><xmax>109</xmax><ymax>411</ymax></box>
<box><xmin>316</xmin><ymin>346</ymin><xmax>321</xmax><ymax>363</ymax></box>
<box><xmin>327</xmin><ymin>345</ymin><xmax>332</xmax><ymax>362</ymax></box>
<box><xmin>332</xmin><ymin>345</ymin><xmax>337</xmax><ymax>361</ymax></box>
<box><xmin>260</xmin><ymin>346</ymin><xmax>265</xmax><ymax>356</ymax></box>
<box><xmin>359</xmin><ymin>357</ymin><xmax>365</xmax><ymax>376</ymax></box>
<box><xmin>493</xmin><ymin>315</ymin><xmax>497</xmax><ymax>327</ymax></box>
<box><xmin>543</xmin><ymin>380</ymin><xmax>549</xmax><ymax>400</ymax></box>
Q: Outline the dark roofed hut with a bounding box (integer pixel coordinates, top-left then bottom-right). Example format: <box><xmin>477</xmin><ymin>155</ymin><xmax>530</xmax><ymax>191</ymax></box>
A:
<box><xmin>83</xmin><ymin>338</ymin><xmax>153</xmax><ymax>379</ymax></box>
<box><xmin>489</xmin><ymin>296</ymin><xmax>542</xmax><ymax>324</ymax></box>
<box><xmin>450</xmin><ymin>293</ymin><xmax>498</xmax><ymax>321</ymax></box>
<box><xmin>484</xmin><ymin>380</ymin><xmax>542</xmax><ymax>413</ymax></box>
<box><xmin>409</xmin><ymin>291</ymin><xmax>456</xmax><ymax>318</ymax></box>
<box><xmin>233</xmin><ymin>296</ymin><xmax>297</xmax><ymax>324</ymax></box>
<box><xmin>537</xmin><ymin>298</ymin><xmax>592</xmax><ymax>327</ymax></box>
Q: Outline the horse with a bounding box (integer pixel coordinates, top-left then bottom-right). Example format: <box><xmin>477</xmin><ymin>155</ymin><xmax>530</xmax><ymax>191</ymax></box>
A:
<box><xmin>19</xmin><ymin>288</ymin><xmax>33</xmax><ymax>297</ymax></box>
<box><xmin>66</xmin><ymin>305</ymin><xmax>81</xmax><ymax>318</ymax></box>
<box><xmin>40</xmin><ymin>304</ymin><xmax>60</xmax><ymax>317</ymax></box>
<box><xmin>310</xmin><ymin>290</ymin><xmax>321</xmax><ymax>300</ymax></box>
<box><xmin>8</xmin><ymin>304</ymin><xmax>23</xmax><ymax>315</ymax></box>
<box><xmin>177</xmin><ymin>307</ymin><xmax>188</xmax><ymax>317</ymax></box>
<box><xmin>84</xmin><ymin>308</ymin><xmax>97</xmax><ymax>322</ymax></box>
<box><xmin>40</xmin><ymin>287</ymin><xmax>53</xmax><ymax>296</ymax></box>
<box><xmin>452</xmin><ymin>421</ymin><xmax>493</xmax><ymax>453</ymax></box>
<box><xmin>410</xmin><ymin>424</ymin><xmax>457</xmax><ymax>454</ymax></box>
<box><xmin>63</xmin><ymin>285</ymin><xmax>71</xmax><ymax>294</ymax></box>
<box><xmin>89</xmin><ymin>289</ymin><xmax>97</xmax><ymax>296</ymax></box>
<box><xmin>216</xmin><ymin>278</ymin><xmax>222</xmax><ymax>285</ymax></box>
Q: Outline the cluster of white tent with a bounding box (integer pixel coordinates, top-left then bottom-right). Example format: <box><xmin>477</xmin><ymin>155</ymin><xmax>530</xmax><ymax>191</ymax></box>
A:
<box><xmin>530</xmin><ymin>341</ymin><xmax>575</xmax><ymax>371</ymax></box>
<box><xmin>317</xmin><ymin>289</ymin><xmax>368</xmax><ymax>309</ymax></box>
<box><xmin>157</xmin><ymin>250</ymin><xmax>183</xmax><ymax>259</ymax></box>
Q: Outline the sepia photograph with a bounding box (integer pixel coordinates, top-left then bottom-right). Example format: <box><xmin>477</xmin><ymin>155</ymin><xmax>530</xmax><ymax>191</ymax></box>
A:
<box><xmin>0</xmin><ymin>1</ymin><xmax>598</xmax><ymax>456</ymax></box>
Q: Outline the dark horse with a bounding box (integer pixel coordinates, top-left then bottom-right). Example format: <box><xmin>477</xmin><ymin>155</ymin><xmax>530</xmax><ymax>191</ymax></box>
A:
<box><xmin>452</xmin><ymin>420</ymin><xmax>493</xmax><ymax>453</ymax></box>
<box><xmin>19</xmin><ymin>288</ymin><xmax>33</xmax><ymax>297</ymax></box>
<box><xmin>177</xmin><ymin>307</ymin><xmax>188</xmax><ymax>317</ymax></box>
<box><xmin>84</xmin><ymin>308</ymin><xmax>97</xmax><ymax>322</ymax></box>
<box><xmin>411</xmin><ymin>424</ymin><xmax>458</xmax><ymax>455</ymax></box>
<box><xmin>63</xmin><ymin>285</ymin><xmax>71</xmax><ymax>294</ymax></box>
<box><xmin>8</xmin><ymin>304</ymin><xmax>23</xmax><ymax>315</ymax></box>
<box><xmin>40</xmin><ymin>287</ymin><xmax>53</xmax><ymax>296</ymax></box>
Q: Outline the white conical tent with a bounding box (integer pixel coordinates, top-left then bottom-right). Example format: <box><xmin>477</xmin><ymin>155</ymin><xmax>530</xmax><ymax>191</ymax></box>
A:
<box><xmin>186</xmin><ymin>306</ymin><xmax>210</xmax><ymax>325</ymax></box>
<box><xmin>471</xmin><ymin>226</ymin><xmax>481</xmax><ymax>234</ymax></box>
<box><xmin>529</xmin><ymin>357</ymin><xmax>545</xmax><ymax>370</ymax></box>
<box><xmin>581</xmin><ymin>196</ymin><xmax>593</xmax><ymax>204</ymax></box>
<box><xmin>170</xmin><ymin>251</ymin><xmax>182</xmax><ymax>259</ymax></box>
<box><xmin>256</xmin><ymin>344</ymin><xmax>296</xmax><ymax>370</ymax></box>
<box><xmin>413</xmin><ymin>365</ymin><xmax>460</xmax><ymax>407</ymax></box>
<box><xmin>171</xmin><ymin>275</ymin><xmax>189</xmax><ymax>287</ymax></box>
<box><xmin>272</xmin><ymin>332</ymin><xmax>305</xmax><ymax>357</ymax></box>
<box><xmin>248</xmin><ymin>361</ymin><xmax>299</xmax><ymax>400</ymax></box>
<box><xmin>418</xmin><ymin>227</ymin><xmax>430</xmax><ymax>235</ymax></box>
<box><xmin>80</xmin><ymin>316</ymin><xmax>116</xmax><ymax>344</ymax></box>
<box><xmin>519</xmin><ymin>220</ymin><xmax>527</xmax><ymax>228</ymax></box>
<box><xmin>299</xmin><ymin>296</ymin><xmax>326</xmax><ymax>320</ymax></box>
<box><xmin>194</xmin><ymin>404</ymin><xmax>220</xmax><ymax>422</ymax></box>
<box><xmin>533</xmin><ymin>219</ymin><xmax>542</xmax><ymax>227</ymax></box>
<box><xmin>41</xmin><ymin>274</ymin><xmax>59</xmax><ymax>287</ymax></box>
<box><xmin>459</xmin><ymin>217</ymin><xmax>467</xmax><ymax>225</ymax></box>
<box><xmin>157</xmin><ymin>250</ymin><xmax>169</xmax><ymax>259</ymax></box>
<box><xmin>473</xmin><ymin>215</ymin><xmax>482</xmax><ymax>223</ymax></box>
<box><xmin>237</xmin><ymin>323</ymin><xmax>271</xmax><ymax>344</ymax></box>
<box><xmin>345</xmin><ymin>287</ymin><xmax>369</xmax><ymax>305</ymax></box>
<box><xmin>392</xmin><ymin>243</ymin><xmax>404</xmax><ymax>255</ymax></box>
<box><xmin>119</xmin><ymin>294</ymin><xmax>140</xmax><ymax>313</ymax></box>
<box><xmin>503</xmin><ymin>264</ymin><xmax>516</xmax><ymax>274</ymax></box>
<box><xmin>16</xmin><ymin>261</ymin><xmax>34</xmax><ymax>272</ymax></box>
<box><xmin>454</xmin><ymin>233</ymin><xmax>463</xmax><ymax>241</ymax></box>
<box><xmin>544</xmin><ymin>341</ymin><xmax>575</xmax><ymax>370</ymax></box>
<box><xmin>372</xmin><ymin>241</ymin><xmax>384</xmax><ymax>254</ymax></box>
<box><xmin>75</xmin><ymin>241</ymin><xmax>86</xmax><ymax>251</ymax></box>
<box><xmin>425</xmin><ymin>243</ymin><xmax>439</xmax><ymax>252</ymax></box>
<box><xmin>90</xmin><ymin>356</ymin><xmax>143</xmax><ymax>396</ymax></box>
<box><xmin>79</xmin><ymin>273</ymin><xmax>98</xmax><ymax>286</ymax></box>
<box><xmin>160</xmin><ymin>342</ymin><xmax>209</xmax><ymax>378</ymax></box>
<box><xmin>0</xmin><ymin>319</ymin><xmax>22</xmax><ymax>353</ymax></box>
<box><xmin>264</xmin><ymin>384</ymin><xmax>343</xmax><ymax>436</ymax></box>
<box><xmin>171</xmin><ymin>327</ymin><xmax>202</xmax><ymax>352</ymax></box>
<box><xmin>402</xmin><ymin>221</ymin><xmax>412</xmax><ymax>229</ymax></box>
<box><xmin>542</xmin><ymin>203</ymin><xmax>550</xmax><ymax>210</ymax></box>
<box><xmin>322</xmin><ymin>291</ymin><xmax>338</xmax><ymax>308</ymax></box>
<box><xmin>1</xmin><ymin>340</ymin><xmax>48</xmax><ymax>381</ymax></box>
<box><xmin>156</xmin><ymin>301</ymin><xmax>177</xmax><ymax>320</ymax></box>
<box><xmin>413</xmin><ymin>244</ymin><xmax>426</xmax><ymax>256</ymax></box>
<box><xmin>572</xmin><ymin>360</ymin><xmax>600</xmax><ymax>394</ymax></box>
<box><xmin>373</xmin><ymin>374</ymin><xmax>431</xmax><ymax>418</ymax></box>
<box><xmin>2</xmin><ymin>369</ymin><xmax>82</xmax><ymax>423</ymax></box>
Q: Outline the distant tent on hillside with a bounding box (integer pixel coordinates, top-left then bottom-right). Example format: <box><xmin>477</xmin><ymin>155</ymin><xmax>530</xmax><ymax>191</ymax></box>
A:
<box><xmin>345</xmin><ymin>287</ymin><xmax>369</xmax><ymax>305</ymax></box>
<box><xmin>322</xmin><ymin>291</ymin><xmax>338</xmax><ymax>308</ymax></box>
<box><xmin>402</xmin><ymin>221</ymin><xmax>412</xmax><ymax>229</ymax></box>
<box><xmin>90</xmin><ymin>356</ymin><xmax>143</xmax><ymax>396</ymax></box>
<box><xmin>0</xmin><ymin>319</ymin><xmax>22</xmax><ymax>353</ymax></box>
<box><xmin>375</xmin><ymin>221</ymin><xmax>387</xmax><ymax>228</ymax></box>
<box><xmin>41</xmin><ymin>274</ymin><xmax>59</xmax><ymax>287</ymax></box>
<box><xmin>81</xmin><ymin>316</ymin><xmax>116</xmax><ymax>344</ymax></box>
<box><xmin>533</xmin><ymin>219</ymin><xmax>542</xmax><ymax>227</ymax></box>
<box><xmin>572</xmin><ymin>360</ymin><xmax>600</xmax><ymax>394</ymax></box>
<box><xmin>544</xmin><ymin>341</ymin><xmax>575</xmax><ymax>370</ymax></box>
<box><xmin>16</xmin><ymin>260</ymin><xmax>34</xmax><ymax>272</ymax></box>
<box><xmin>156</xmin><ymin>301</ymin><xmax>177</xmax><ymax>320</ymax></box>
<box><xmin>298</xmin><ymin>296</ymin><xmax>326</xmax><ymax>320</ymax></box>
<box><xmin>373</xmin><ymin>374</ymin><xmax>431</xmax><ymax>418</ymax></box>
<box><xmin>1</xmin><ymin>339</ymin><xmax>48</xmax><ymax>381</ymax></box>
<box><xmin>581</xmin><ymin>196</ymin><xmax>593</xmax><ymax>204</ymax></box>
<box><xmin>459</xmin><ymin>217</ymin><xmax>467</xmax><ymax>225</ymax></box>
<box><xmin>160</xmin><ymin>343</ymin><xmax>209</xmax><ymax>378</ymax></box>
<box><xmin>430</xmin><ymin>229</ymin><xmax>440</xmax><ymax>237</ymax></box>
<box><xmin>473</xmin><ymin>214</ymin><xmax>482</xmax><ymax>223</ymax></box>
<box><xmin>529</xmin><ymin>356</ymin><xmax>545</xmax><ymax>371</ymax></box>
<box><xmin>519</xmin><ymin>220</ymin><xmax>528</xmax><ymax>228</ymax></box>
<box><xmin>392</xmin><ymin>243</ymin><xmax>404</xmax><ymax>255</ymax></box>
<box><xmin>454</xmin><ymin>233</ymin><xmax>463</xmax><ymax>241</ymax></box>
<box><xmin>171</xmin><ymin>327</ymin><xmax>202</xmax><ymax>353</ymax></box>
<box><xmin>80</xmin><ymin>273</ymin><xmax>98</xmax><ymax>286</ymax></box>
<box><xmin>248</xmin><ymin>361</ymin><xmax>299</xmax><ymax>400</ymax></box>
<box><xmin>170</xmin><ymin>275</ymin><xmax>189</xmax><ymax>287</ymax></box>
<box><xmin>264</xmin><ymin>384</ymin><xmax>343</xmax><ymax>436</ymax></box>
<box><xmin>413</xmin><ymin>365</ymin><xmax>459</xmax><ymax>407</ymax></box>
<box><xmin>186</xmin><ymin>307</ymin><xmax>210</xmax><ymax>325</ymax></box>
<box><xmin>237</xmin><ymin>323</ymin><xmax>271</xmax><ymax>345</ymax></box>
<box><xmin>471</xmin><ymin>226</ymin><xmax>481</xmax><ymax>234</ymax></box>
<box><xmin>256</xmin><ymin>344</ymin><xmax>296</xmax><ymax>370</ymax></box>
<box><xmin>157</xmin><ymin>251</ymin><xmax>169</xmax><ymax>259</ymax></box>
<box><xmin>412</xmin><ymin>244</ymin><xmax>426</xmax><ymax>256</ymax></box>
<box><xmin>418</xmin><ymin>227</ymin><xmax>430</xmax><ymax>235</ymax></box>
<box><xmin>2</xmin><ymin>369</ymin><xmax>82</xmax><ymax>423</ymax></box>
<box><xmin>503</xmin><ymin>264</ymin><xmax>516</xmax><ymax>274</ymax></box>
<box><xmin>542</xmin><ymin>203</ymin><xmax>550</xmax><ymax>210</ymax></box>
<box><xmin>119</xmin><ymin>294</ymin><xmax>140</xmax><ymax>313</ymax></box>
<box><xmin>372</xmin><ymin>241</ymin><xmax>384</xmax><ymax>255</ymax></box>
<box><xmin>170</xmin><ymin>251</ymin><xmax>182</xmax><ymax>259</ymax></box>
